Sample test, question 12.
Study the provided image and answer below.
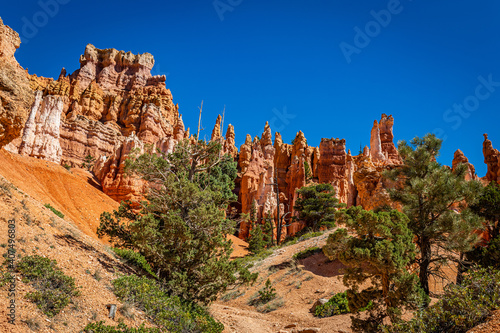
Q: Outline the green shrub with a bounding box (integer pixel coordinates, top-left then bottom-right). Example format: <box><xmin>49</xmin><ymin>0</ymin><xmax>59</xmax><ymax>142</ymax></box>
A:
<box><xmin>17</xmin><ymin>255</ymin><xmax>79</xmax><ymax>317</ymax></box>
<box><xmin>112</xmin><ymin>275</ymin><xmax>223</xmax><ymax>333</ymax></box>
<box><xmin>112</xmin><ymin>248</ymin><xmax>157</xmax><ymax>278</ymax></box>
<box><xmin>82</xmin><ymin>321</ymin><xmax>159</xmax><ymax>332</ymax></box>
<box><xmin>249</xmin><ymin>279</ymin><xmax>277</xmax><ymax>307</ymax></box>
<box><xmin>258</xmin><ymin>279</ymin><xmax>277</xmax><ymax>303</ymax></box>
<box><xmin>314</xmin><ymin>292</ymin><xmax>373</xmax><ymax>318</ymax></box>
<box><xmin>385</xmin><ymin>267</ymin><xmax>500</xmax><ymax>333</ymax></box>
<box><xmin>44</xmin><ymin>204</ymin><xmax>64</xmax><ymax>219</ymax></box>
<box><xmin>293</xmin><ymin>246</ymin><xmax>322</xmax><ymax>260</ymax></box>
<box><xmin>63</xmin><ymin>164</ymin><xmax>71</xmax><ymax>171</ymax></box>
<box><xmin>314</xmin><ymin>292</ymin><xmax>350</xmax><ymax>318</ymax></box>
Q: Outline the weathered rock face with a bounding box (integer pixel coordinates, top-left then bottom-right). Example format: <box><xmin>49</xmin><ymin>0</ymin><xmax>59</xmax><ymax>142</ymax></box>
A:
<box><xmin>94</xmin><ymin>134</ymin><xmax>146</xmax><ymax>208</ymax></box>
<box><xmin>0</xmin><ymin>19</ymin><xmax>34</xmax><ymax>148</ymax></box>
<box><xmin>379</xmin><ymin>114</ymin><xmax>401</xmax><ymax>164</ymax></box>
<box><xmin>19</xmin><ymin>94</ymin><xmax>64</xmax><ymax>163</ymax></box>
<box><xmin>318</xmin><ymin>138</ymin><xmax>349</xmax><ymax>203</ymax></box>
<box><xmin>237</xmin><ymin>123</ymin><xmax>277</xmax><ymax>239</ymax></box>
<box><xmin>353</xmin><ymin>155</ymin><xmax>395</xmax><ymax>211</ymax></box>
<box><xmin>452</xmin><ymin>149</ymin><xmax>477</xmax><ymax>181</ymax></box>
<box><xmin>370</xmin><ymin>120</ymin><xmax>386</xmax><ymax>163</ymax></box>
<box><xmin>4</xmin><ymin>39</ymin><xmax>185</xmax><ymax>204</ymax></box>
<box><xmin>483</xmin><ymin>134</ymin><xmax>500</xmax><ymax>183</ymax></box>
<box><xmin>370</xmin><ymin>114</ymin><xmax>401</xmax><ymax>165</ymax></box>
<box><xmin>223</xmin><ymin>124</ymin><xmax>238</xmax><ymax>158</ymax></box>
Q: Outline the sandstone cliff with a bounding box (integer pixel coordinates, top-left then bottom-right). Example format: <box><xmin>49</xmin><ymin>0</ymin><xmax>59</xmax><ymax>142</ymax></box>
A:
<box><xmin>4</xmin><ymin>40</ymin><xmax>185</xmax><ymax>204</ymax></box>
<box><xmin>0</xmin><ymin>19</ymin><xmax>34</xmax><ymax>148</ymax></box>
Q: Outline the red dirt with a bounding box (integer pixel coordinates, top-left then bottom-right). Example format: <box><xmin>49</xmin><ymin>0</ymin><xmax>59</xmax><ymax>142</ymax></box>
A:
<box><xmin>0</xmin><ymin>149</ymin><xmax>119</xmax><ymax>239</ymax></box>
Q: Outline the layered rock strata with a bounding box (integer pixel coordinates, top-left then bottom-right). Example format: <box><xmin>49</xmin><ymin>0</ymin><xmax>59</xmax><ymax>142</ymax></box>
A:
<box><xmin>4</xmin><ymin>40</ymin><xmax>186</xmax><ymax>204</ymax></box>
<box><xmin>0</xmin><ymin>19</ymin><xmax>34</xmax><ymax>148</ymax></box>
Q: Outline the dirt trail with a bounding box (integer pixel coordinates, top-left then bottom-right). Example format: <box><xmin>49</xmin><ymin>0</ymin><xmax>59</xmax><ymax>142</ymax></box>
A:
<box><xmin>212</xmin><ymin>230</ymin><xmax>353</xmax><ymax>333</ymax></box>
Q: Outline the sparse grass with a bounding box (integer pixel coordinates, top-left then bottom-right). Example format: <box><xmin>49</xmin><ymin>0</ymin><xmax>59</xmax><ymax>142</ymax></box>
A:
<box><xmin>0</xmin><ymin>271</ymin><xmax>13</xmax><ymax>287</ymax></box>
<box><xmin>92</xmin><ymin>269</ymin><xmax>102</xmax><ymax>282</ymax></box>
<box><xmin>17</xmin><ymin>255</ymin><xmax>79</xmax><ymax>317</ymax></box>
<box><xmin>256</xmin><ymin>297</ymin><xmax>284</xmax><ymax>313</ymax></box>
<box><xmin>0</xmin><ymin>179</ymin><xmax>12</xmax><ymax>196</ymax></box>
<box><xmin>44</xmin><ymin>203</ymin><xmax>64</xmax><ymax>219</ymax></box>
<box><xmin>21</xmin><ymin>199</ymin><xmax>29</xmax><ymax>210</ymax></box>
<box><xmin>23</xmin><ymin>317</ymin><xmax>41</xmax><ymax>331</ymax></box>
<box><xmin>280</xmin><ymin>230</ymin><xmax>325</xmax><ymax>247</ymax></box>
<box><xmin>234</xmin><ymin>248</ymin><xmax>274</xmax><ymax>267</ymax></box>
<box><xmin>292</xmin><ymin>246</ymin><xmax>322</xmax><ymax>260</ymax></box>
<box><xmin>221</xmin><ymin>289</ymin><xmax>245</xmax><ymax>302</ymax></box>
<box><xmin>91</xmin><ymin>311</ymin><xmax>98</xmax><ymax>321</ymax></box>
<box><xmin>23</xmin><ymin>212</ymin><xmax>33</xmax><ymax>226</ymax></box>
<box><xmin>304</xmin><ymin>275</ymin><xmax>314</xmax><ymax>281</ymax></box>
<box><xmin>119</xmin><ymin>302</ymin><xmax>135</xmax><ymax>319</ymax></box>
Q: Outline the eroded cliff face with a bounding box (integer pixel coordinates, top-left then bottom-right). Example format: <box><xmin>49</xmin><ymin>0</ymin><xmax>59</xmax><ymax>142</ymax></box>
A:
<box><xmin>3</xmin><ymin>39</ymin><xmax>186</xmax><ymax>204</ymax></box>
<box><xmin>234</xmin><ymin>114</ymin><xmax>405</xmax><ymax>239</ymax></box>
<box><xmin>0</xmin><ymin>19</ymin><xmax>34</xmax><ymax>148</ymax></box>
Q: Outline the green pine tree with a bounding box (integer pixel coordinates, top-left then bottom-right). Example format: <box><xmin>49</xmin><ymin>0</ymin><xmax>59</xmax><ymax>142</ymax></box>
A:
<box><xmin>304</xmin><ymin>161</ymin><xmax>312</xmax><ymax>182</ymax></box>
<box><xmin>466</xmin><ymin>181</ymin><xmax>500</xmax><ymax>269</ymax></box>
<box><xmin>262</xmin><ymin>213</ymin><xmax>274</xmax><ymax>247</ymax></box>
<box><xmin>248</xmin><ymin>222</ymin><xmax>266</xmax><ymax>254</ymax></box>
<box><xmin>324</xmin><ymin>206</ymin><xmax>426</xmax><ymax>332</ymax></box>
<box><xmin>294</xmin><ymin>183</ymin><xmax>344</xmax><ymax>231</ymax></box>
<box><xmin>384</xmin><ymin>134</ymin><xmax>483</xmax><ymax>295</ymax></box>
<box><xmin>81</xmin><ymin>153</ymin><xmax>96</xmax><ymax>171</ymax></box>
<box><xmin>470</xmin><ymin>181</ymin><xmax>500</xmax><ymax>239</ymax></box>
<box><xmin>97</xmin><ymin>139</ymin><xmax>256</xmax><ymax>304</ymax></box>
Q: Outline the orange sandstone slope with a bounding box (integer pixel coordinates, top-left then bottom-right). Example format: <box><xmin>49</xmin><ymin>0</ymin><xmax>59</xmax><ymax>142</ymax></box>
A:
<box><xmin>0</xmin><ymin>149</ymin><xmax>119</xmax><ymax>239</ymax></box>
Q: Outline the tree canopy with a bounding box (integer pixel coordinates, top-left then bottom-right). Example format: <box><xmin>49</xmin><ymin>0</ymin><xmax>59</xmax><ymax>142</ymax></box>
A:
<box><xmin>294</xmin><ymin>183</ymin><xmax>344</xmax><ymax>231</ymax></box>
<box><xmin>98</xmin><ymin>139</ymin><xmax>256</xmax><ymax>304</ymax></box>
<box><xmin>324</xmin><ymin>206</ymin><xmax>426</xmax><ymax>332</ymax></box>
<box><xmin>384</xmin><ymin>134</ymin><xmax>483</xmax><ymax>295</ymax></box>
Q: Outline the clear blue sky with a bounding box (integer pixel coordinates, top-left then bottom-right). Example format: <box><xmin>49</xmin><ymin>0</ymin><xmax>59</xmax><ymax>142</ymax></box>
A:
<box><xmin>2</xmin><ymin>0</ymin><xmax>500</xmax><ymax>176</ymax></box>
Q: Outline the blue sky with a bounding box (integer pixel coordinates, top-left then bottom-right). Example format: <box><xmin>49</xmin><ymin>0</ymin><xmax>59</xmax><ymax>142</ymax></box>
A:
<box><xmin>2</xmin><ymin>0</ymin><xmax>500</xmax><ymax>176</ymax></box>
